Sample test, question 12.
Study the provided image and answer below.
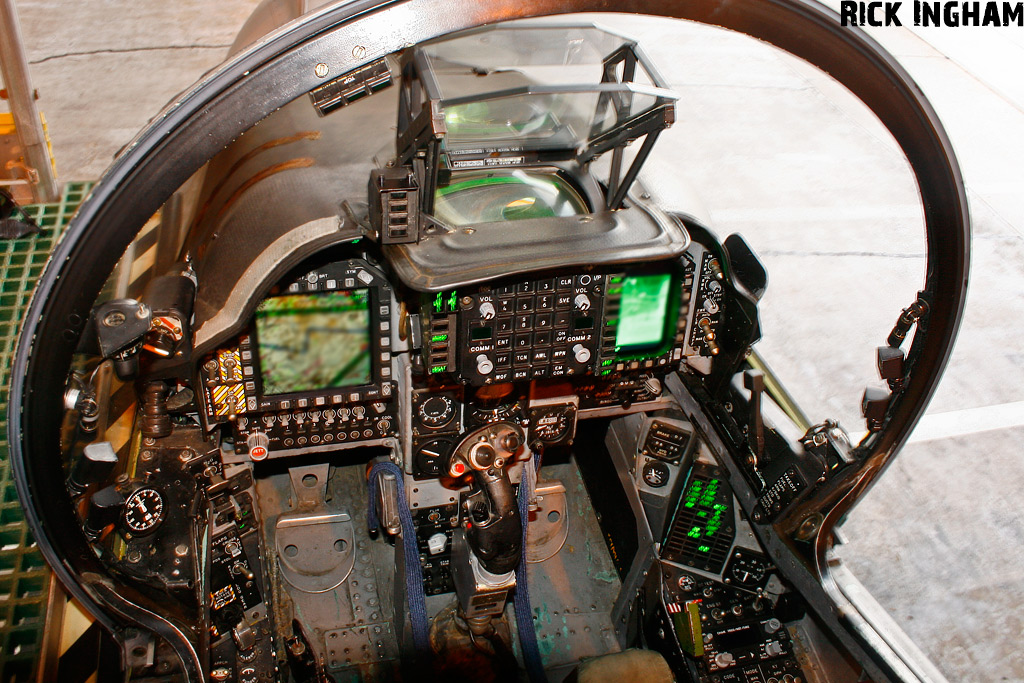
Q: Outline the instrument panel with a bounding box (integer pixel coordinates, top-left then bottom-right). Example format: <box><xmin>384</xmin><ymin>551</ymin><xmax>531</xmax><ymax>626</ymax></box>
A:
<box><xmin>197</xmin><ymin>245</ymin><xmax>729</xmax><ymax>467</ymax></box>
<box><xmin>423</xmin><ymin>264</ymin><xmax>695</xmax><ymax>385</ymax></box>
<box><xmin>199</xmin><ymin>259</ymin><xmax>398</xmax><ymax>461</ymax></box>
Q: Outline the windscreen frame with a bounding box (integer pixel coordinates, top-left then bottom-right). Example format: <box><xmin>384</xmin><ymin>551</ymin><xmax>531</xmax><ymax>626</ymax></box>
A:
<box><xmin>7</xmin><ymin>2</ymin><xmax>969</xmax><ymax>681</ymax></box>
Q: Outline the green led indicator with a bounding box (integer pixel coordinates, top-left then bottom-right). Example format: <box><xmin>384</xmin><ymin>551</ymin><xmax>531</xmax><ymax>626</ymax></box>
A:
<box><xmin>687</xmin><ymin>526</ymin><xmax>702</xmax><ymax>538</ymax></box>
<box><xmin>431</xmin><ymin>334</ymin><xmax>449</xmax><ymax>343</ymax></box>
<box><xmin>601</xmin><ymin>369</ymin><xmax>613</xmax><ymax>376</ymax></box>
<box><xmin>433</xmin><ymin>292</ymin><xmax>444</xmax><ymax>313</ymax></box>
<box><xmin>430</xmin><ymin>365</ymin><xmax>447</xmax><ymax>374</ymax></box>
<box><xmin>602</xmin><ymin>359</ymin><xmax>614</xmax><ymax>367</ymax></box>
<box><xmin>448</xmin><ymin>291</ymin><xmax>458</xmax><ymax>311</ymax></box>
<box><xmin>698</xmin><ymin>545</ymin><xmax>710</xmax><ymax>553</ymax></box>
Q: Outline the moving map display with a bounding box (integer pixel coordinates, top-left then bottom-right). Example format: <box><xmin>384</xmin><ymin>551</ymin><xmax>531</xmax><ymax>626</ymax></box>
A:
<box><xmin>255</xmin><ymin>290</ymin><xmax>371</xmax><ymax>395</ymax></box>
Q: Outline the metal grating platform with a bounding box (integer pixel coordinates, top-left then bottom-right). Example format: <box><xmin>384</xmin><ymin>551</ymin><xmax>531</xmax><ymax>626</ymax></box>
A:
<box><xmin>0</xmin><ymin>181</ymin><xmax>93</xmax><ymax>681</ymax></box>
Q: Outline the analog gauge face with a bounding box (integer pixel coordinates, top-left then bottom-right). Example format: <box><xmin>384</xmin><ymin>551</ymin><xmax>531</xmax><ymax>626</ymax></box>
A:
<box><xmin>470</xmin><ymin>401</ymin><xmax>523</xmax><ymax>425</ymax></box>
<box><xmin>726</xmin><ymin>549</ymin><xmax>772</xmax><ymax>590</ymax></box>
<box><xmin>677</xmin><ymin>574</ymin><xmax>696</xmax><ymax>593</ymax></box>
<box><xmin>415</xmin><ymin>437</ymin><xmax>457</xmax><ymax>476</ymax></box>
<box><xmin>416</xmin><ymin>395</ymin><xmax>457</xmax><ymax>430</ymax></box>
<box><xmin>123</xmin><ymin>487</ymin><xmax>166</xmax><ymax>535</ymax></box>
<box><xmin>530</xmin><ymin>406</ymin><xmax>576</xmax><ymax>445</ymax></box>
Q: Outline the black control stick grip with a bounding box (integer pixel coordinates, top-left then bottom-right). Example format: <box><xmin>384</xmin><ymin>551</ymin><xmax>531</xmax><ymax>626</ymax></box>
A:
<box><xmin>464</xmin><ymin>468</ymin><xmax>521</xmax><ymax>574</ymax></box>
<box><xmin>450</xmin><ymin>422</ymin><xmax>525</xmax><ymax>575</ymax></box>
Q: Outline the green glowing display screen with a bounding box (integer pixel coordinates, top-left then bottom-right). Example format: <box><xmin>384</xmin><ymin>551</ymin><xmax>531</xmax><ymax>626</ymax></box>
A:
<box><xmin>680</xmin><ymin>477</ymin><xmax>729</xmax><ymax>548</ymax></box>
<box><xmin>662</xmin><ymin>466</ymin><xmax>735</xmax><ymax>573</ymax></box>
<box><xmin>614</xmin><ymin>273</ymin><xmax>672</xmax><ymax>352</ymax></box>
<box><xmin>255</xmin><ymin>291</ymin><xmax>371</xmax><ymax>395</ymax></box>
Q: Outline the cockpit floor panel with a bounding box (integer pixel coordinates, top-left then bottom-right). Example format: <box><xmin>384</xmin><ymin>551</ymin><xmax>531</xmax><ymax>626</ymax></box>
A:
<box><xmin>253</xmin><ymin>456</ymin><xmax>620</xmax><ymax>680</ymax></box>
<box><xmin>256</xmin><ymin>462</ymin><xmax>400</xmax><ymax>678</ymax></box>
<box><xmin>518</xmin><ymin>461</ymin><xmax>622</xmax><ymax>675</ymax></box>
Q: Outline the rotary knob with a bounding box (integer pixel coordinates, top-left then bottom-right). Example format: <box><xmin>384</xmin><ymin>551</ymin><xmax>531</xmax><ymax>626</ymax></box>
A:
<box><xmin>246</xmin><ymin>432</ymin><xmax>270</xmax><ymax>460</ymax></box>
<box><xmin>478</xmin><ymin>301</ymin><xmax>496</xmax><ymax>320</ymax></box>
<box><xmin>572</xmin><ymin>343</ymin><xmax>591</xmax><ymax>364</ymax></box>
<box><xmin>476</xmin><ymin>354</ymin><xmax>494</xmax><ymax>376</ymax></box>
<box><xmin>427</xmin><ymin>533</ymin><xmax>448</xmax><ymax>555</ymax></box>
<box><xmin>574</xmin><ymin>293</ymin><xmax>591</xmax><ymax>311</ymax></box>
<box><xmin>714</xmin><ymin>652</ymin><xmax>736</xmax><ymax>669</ymax></box>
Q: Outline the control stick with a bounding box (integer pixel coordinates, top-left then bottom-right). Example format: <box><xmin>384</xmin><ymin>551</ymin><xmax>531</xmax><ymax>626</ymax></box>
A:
<box><xmin>448</xmin><ymin>422</ymin><xmax>525</xmax><ymax>574</ymax></box>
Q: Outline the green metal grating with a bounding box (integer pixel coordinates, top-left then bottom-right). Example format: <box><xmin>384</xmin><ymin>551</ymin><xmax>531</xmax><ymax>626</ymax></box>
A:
<box><xmin>0</xmin><ymin>182</ymin><xmax>93</xmax><ymax>681</ymax></box>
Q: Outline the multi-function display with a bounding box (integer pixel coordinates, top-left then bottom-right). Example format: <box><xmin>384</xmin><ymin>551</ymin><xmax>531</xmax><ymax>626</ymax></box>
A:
<box><xmin>255</xmin><ymin>290</ymin><xmax>372</xmax><ymax>395</ymax></box>
<box><xmin>614</xmin><ymin>273</ymin><xmax>673</xmax><ymax>353</ymax></box>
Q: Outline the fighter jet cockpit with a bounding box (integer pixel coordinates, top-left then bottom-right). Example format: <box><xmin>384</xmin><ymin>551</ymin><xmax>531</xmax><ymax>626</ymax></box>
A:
<box><xmin>7</xmin><ymin>2</ymin><xmax>969</xmax><ymax>683</ymax></box>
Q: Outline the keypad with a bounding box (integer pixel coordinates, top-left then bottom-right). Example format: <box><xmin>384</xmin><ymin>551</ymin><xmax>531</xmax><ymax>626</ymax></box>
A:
<box><xmin>458</xmin><ymin>273</ymin><xmax>606</xmax><ymax>385</ymax></box>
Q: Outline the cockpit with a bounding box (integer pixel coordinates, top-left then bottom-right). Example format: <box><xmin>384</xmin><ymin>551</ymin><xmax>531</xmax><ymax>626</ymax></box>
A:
<box><xmin>7</xmin><ymin>4</ymin><xmax>969</xmax><ymax>683</ymax></box>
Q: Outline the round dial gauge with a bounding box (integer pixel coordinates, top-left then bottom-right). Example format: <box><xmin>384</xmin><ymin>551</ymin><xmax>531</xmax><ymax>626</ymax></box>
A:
<box><xmin>530</xmin><ymin>406</ymin><xmax>575</xmax><ymax>445</ymax></box>
<box><xmin>416</xmin><ymin>395</ymin><xmax>457</xmax><ymax>429</ymax></box>
<box><xmin>123</xmin><ymin>487</ymin><xmax>166</xmax><ymax>535</ymax></box>
<box><xmin>415</xmin><ymin>437</ymin><xmax>457</xmax><ymax>476</ymax></box>
<box><xmin>726</xmin><ymin>549</ymin><xmax>772</xmax><ymax>590</ymax></box>
<box><xmin>470</xmin><ymin>401</ymin><xmax>522</xmax><ymax>425</ymax></box>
